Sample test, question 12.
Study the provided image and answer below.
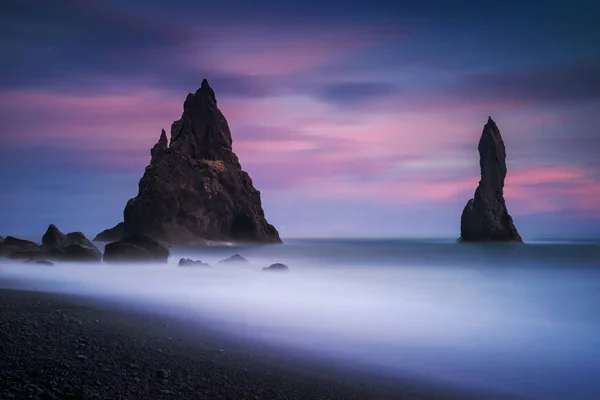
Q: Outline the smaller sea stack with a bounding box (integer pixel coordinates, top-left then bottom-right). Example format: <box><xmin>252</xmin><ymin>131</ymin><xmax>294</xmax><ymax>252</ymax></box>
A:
<box><xmin>459</xmin><ymin>117</ymin><xmax>522</xmax><ymax>242</ymax></box>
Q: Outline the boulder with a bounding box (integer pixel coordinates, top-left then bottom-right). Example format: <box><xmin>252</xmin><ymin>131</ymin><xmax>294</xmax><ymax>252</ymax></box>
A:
<box><xmin>178</xmin><ymin>258</ymin><xmax>210</xmax><ymax>267</ymax></box>
<box><xmin>93</xmin><ymin>222</ymin><xmax>125</xmax><ymax>242</ymax></box>
<box><xmin>41</xmin><ymin>224</ymin><xmax>64</xmax><ymax>248</ymax></box>
<box><xmin>218</xmin><ymin>254</ymin><xmax>248</xmax><ymax>264</ymax></box>
<box><xmin>103</xmin><ymin>234</ymin><xmax>170</xmax><ymax>263</ymax></box>
<box><xmin>53</xmin><ymin>244</ymin><xmax>103</xmax><ymax>262</ymax></box>
<box><xmin>459</xmin><ymin>117</ymin><xmax>523</xmax><ymax>242</ymax></box>
<box><xmin>122</xmin><ymin>79</ymin><xmax>281</xmax><ymax>245</ymax></box>
<box><xmin>262</xmin><ymin>263</ymin><xmax>289</xmax><ymax>272</ymax></box>
<box><xmin>41</xmin><ymin>225</ymin><xmax>102</xmax><ymax>261</ymax></box>
<box><xmin>0</xmin><ymin>236</ymin><xmax>41</xmax><ymax>258</ymax></box>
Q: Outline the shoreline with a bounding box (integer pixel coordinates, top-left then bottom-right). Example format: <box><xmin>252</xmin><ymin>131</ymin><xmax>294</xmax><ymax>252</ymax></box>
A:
<box><xmin>0</xmin><ymin>287</ymin><xmax>521</xmax><ymax>400</ymax></box>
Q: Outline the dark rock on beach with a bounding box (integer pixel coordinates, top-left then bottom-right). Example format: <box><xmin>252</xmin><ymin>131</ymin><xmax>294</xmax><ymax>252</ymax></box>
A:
<box><xmin>263</xmin><ymin>263</ymin><xmax>289</xmax><ymax>272</ymax></box>
<box><xmin>0</xmin><ymin>236</ymin><xmax>41</xmax><ymax>258</ymax></box>
<box><xmin>104</xmin><ymin>234</ymin><xmax>170</xmax><ymax>263</ymax></box>
<box><xmin>178</xmin><ymin>258</ymin><xmax>210</xmax><ymax>267</ymax></box>
<box><xmin>41</xmin><ymin>224</ymin><xmax>102</xmax><ymax>261</ymax></box>
<box><xmin>41</xmin><ymin>224</ymin><xmax>65</xmax><ymax>248</ymax></box>
<box><xmin>459</xmin><ymin>117</ymin><xmax>522</xmax><ymax>242</ymax></box>
<box><xmin>93</xmin><ymin>222</ymin><xmax>125</xmax><ymax>242</ymax></box>
<box><xmin>218</xmin><ymin>254</ymin><xmax>248</xmax><ymax>264</ymax></box>
<box><xmin>122</xmin><ymin>79</ymin><xmax>281</xmax><ymax>245</ymax></box>
<box><xmin>0</xmin><ymin>228</ymin><xmax>101</xmax><ymax>262</ymax></box>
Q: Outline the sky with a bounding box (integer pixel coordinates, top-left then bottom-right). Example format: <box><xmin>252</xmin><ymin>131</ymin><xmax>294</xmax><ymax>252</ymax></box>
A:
<box><xmin>1</xmin><ymin>0</ymin><xmax>599</xmax><ymax>239</ymax></box>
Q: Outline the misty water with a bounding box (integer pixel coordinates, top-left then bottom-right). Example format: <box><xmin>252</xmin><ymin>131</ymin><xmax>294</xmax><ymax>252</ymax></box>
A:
<box><xmin>1</xmin><ymin>238</ymin><xmax>600</xmax><ymax>400</ymax></box>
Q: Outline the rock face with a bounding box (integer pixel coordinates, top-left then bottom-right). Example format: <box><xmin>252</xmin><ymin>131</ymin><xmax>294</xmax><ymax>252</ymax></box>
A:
<box><xmin>121</xmin><ymin>79</ymin><xmax>281</xmax><ymax>245</ymax></box>
<box><xmin>103</xmin><ymin>234</ymin><xmax>170</xmax><ymax>263</ymax></box>
<box><xmin>460</xmin><ymin>117</ymin><xmax>522</xmax><ymax>242</ymax></box>
<box><xmin>41</xmin><ymin>225</ymin><xmax>102</xmax><ymax>261</ymax></box>
<box><xmin>93</xmin><ymin>222</ymin><xmax>124</xmax><ymax>242</ymax></box>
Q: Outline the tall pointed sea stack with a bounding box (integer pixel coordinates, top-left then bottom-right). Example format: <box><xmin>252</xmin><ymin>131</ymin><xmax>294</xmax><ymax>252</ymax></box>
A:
<box><xmin>122</xmin><ymin>79</ymin><xmax>281</xmax><ymax>245</ymax></box>
<box><xmin>459</xmin><ymin>117</ymin><xmax>522</xmax><ymax>242</ymax></box>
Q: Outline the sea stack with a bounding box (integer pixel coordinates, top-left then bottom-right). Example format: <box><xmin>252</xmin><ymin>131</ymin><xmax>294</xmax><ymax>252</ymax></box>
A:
<box><xmin>121</xmin><ymin>79</ymin><xmax>281</xmax><ymax>245</ymax></box>
<box><xmin>459</xmin><ymin>117</ymin><xmax>522</xmax><ymax>242</ymax></box>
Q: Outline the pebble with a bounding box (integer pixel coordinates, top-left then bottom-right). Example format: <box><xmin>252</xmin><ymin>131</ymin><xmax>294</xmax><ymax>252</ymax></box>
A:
<box><xmin>156</xmin><ymin>369</ymin><xmax>170</xmax><ymax>379</ymax></box>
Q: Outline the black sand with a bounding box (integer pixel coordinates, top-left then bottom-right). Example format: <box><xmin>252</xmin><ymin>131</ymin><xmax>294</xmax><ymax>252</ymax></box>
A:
<box><xmin>0</xmin><ymin>288</ymin><xmax>517</xmax><ymax>400</ymax></box>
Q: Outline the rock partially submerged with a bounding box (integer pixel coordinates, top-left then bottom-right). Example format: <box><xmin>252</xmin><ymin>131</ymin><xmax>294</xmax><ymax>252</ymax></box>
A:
<box><xmin>178</xmin><ymin>258</ymin><xmax>210</xmax><ymax>267</ymax></box>
<box><xmin>41</xmin><ymin>225</ymin><xmax>102</xmax><ymax>261</ymax></box>
<box><xmin>0</xmin><ymin>227</ymin><xmax>101</xmax><ymax>262</ymax></box>
<box><xmin>0</xmin><ymin>237</ymin><xmax>42</xmax><ymax>259</ymax></box>
<box><xmin>103</xmin><ymin>235</ymin><xmax>170</xmax><ymax>263</ymax></box>
<box><xmin>218</xmin><ymin>254</ymin><xmax>248</xmax><ymax>264</ymax></box>
<box><xmin>93</xmin><ymin>222</ymin><xmax>124</xmax><ymax>242</ymax></box>
<box><xmin>262</xmin><ymin>263</ymin><xmax>288</xmax><ymax>272</ymax></box>
<box><xmin>459</xmin><ymin>117</ymin><xmax>522</xmax><ymax>242</ymax></box>
<box><xmin>25</xmin><ymin>259</ymin><xmax>54</xmax><ymax>266</ymax></box>
<box><xmin>121</xmin><ymin>79</ymin><xmax>281</xmax><ymax>245</ymax></box>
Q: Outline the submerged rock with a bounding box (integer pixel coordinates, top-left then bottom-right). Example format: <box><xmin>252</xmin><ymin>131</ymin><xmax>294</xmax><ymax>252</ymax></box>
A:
<box><xmin>178</xmin><ymin>258</ymin><xmax>210</xmax><ymax>267</ymax></box>
<box><xmin>25</xmin><ymin>259</ymin><xmax>54</xmax><ymax>266</ymax></box>
<box><xmin>93</xmin><ymin>222</ymin><xmax>124</xmax><ymax>242</ymax></box>
<box><xmin>459</xmin><ymin>117</ymin><xmax>522</xmax><ymax>242</ymax></box>
<box><xmin>122</xmin><ymin>79</ymin><xmax>281</xmax><ymax>245</ymax></box>
<box><xmin>103</xmin><ymin>234</ymin><xmax>170</xmax><ymax>263</ymax></box>
<box><xmin>218</xmin><ymin>254</ymin><xmax>248</xmax><ymax>264</ymax></box>
<box><xmin>41</xmin><ymin>225</ymin><xmax>102</xmax><ymax>261</ymax></box>
<box><xmin>262</xmin><ymin>263</ymin><xmax>288</xmax><ymax>272</ymax></box>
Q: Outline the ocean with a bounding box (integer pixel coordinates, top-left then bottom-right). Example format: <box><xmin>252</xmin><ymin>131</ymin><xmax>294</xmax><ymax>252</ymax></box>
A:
<box><xmin>1</xmin><ymin>237</ymin><xmax>600</xmax><ymax>400</ymax></box>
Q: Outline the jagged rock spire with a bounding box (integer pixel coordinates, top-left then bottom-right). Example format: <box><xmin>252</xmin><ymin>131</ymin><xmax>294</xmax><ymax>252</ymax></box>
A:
<box><xmin>460</xmin><ymin>117</ymin><xmax>522</xmax><ymax>242</ymax></box>
<box><xmin>121</xmin><ymin>81</ymin><xmax>281</xmax><ymax>245</ymax></box>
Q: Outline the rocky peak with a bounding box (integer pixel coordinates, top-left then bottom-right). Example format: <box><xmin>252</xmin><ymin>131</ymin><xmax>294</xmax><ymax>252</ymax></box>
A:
<box><xmin>42</xmin><ymin>224</ymin><xmax>63</xmax><ymax>248</ymax></box>
<box><xmin>171</xmin><ymin>78</ymin><xmax>232</xmax><ymax>160</ymax></box>
<box><xmin>150</xmin><ymin>129</ymin><xmax>168</xmax><ymax>162</ymax></box>
<box><xmin>460</xmin><ymin>117</ymin><xmax>522</xmax><ymax>242</ymax></box>
<box><xmin>121</xmin><ymin>80</ymin><xmax>281</xmax><ymax>245</ymax></box>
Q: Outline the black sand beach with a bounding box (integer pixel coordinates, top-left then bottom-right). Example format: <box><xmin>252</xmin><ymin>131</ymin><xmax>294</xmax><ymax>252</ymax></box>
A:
<box><xmin>0</xmin><ymin>288</ymin><xmax>519</xmax><ymax>400</ymax></box>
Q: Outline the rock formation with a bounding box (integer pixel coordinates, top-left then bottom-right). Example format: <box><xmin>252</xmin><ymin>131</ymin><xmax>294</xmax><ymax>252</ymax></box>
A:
<box><xmin>103</xmin><ymin>234</ymin><xmax>170</xmax><ymax>263</ymax></box>
<box><xmin>41</xmin><ymin>224</ymin><xmax>102</xmax><ymax>261</ymax></box>
<box><xmin>121</xmin><ymin>79</ymin><xmax>281</xmax><ymax>245</ymax></box>
<box><xmin>459</xmin><ymin>117</ymin><xmax>522</xmax><ymax>242</ymax></box>
<box><xmin>93</xmin><ymin>222</ymin><xmax>124</xmax><ymax>242</ymax></box>
<box><xmin>0</xmin><ymin>236</ymin><xmax>40</xmax><ymax>258</ymax></box>
<box><xmin>0</xmin><ymin>227</ymin><xmax>101</xmax><ymax>262</ymax></box>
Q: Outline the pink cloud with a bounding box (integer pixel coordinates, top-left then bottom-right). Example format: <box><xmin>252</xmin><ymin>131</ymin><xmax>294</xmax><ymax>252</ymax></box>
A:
<box><xmin>181</xmin><ymin>24</ymin><xmax>390</xmax><ymax>77</ymax></box>
<box><xmin>1</xmin><ymin>88</ymin><xmax>182</xmax><ymax>150</ymax></box>
<box><xmin>3</xmin><ymin>83</ymin><xmax>596</xmax><ymax>220</ymax></box>
<box><xmin>267</xmin><ymin>165</ymin><xmax>600</xmax><ymax>218</ymax></box>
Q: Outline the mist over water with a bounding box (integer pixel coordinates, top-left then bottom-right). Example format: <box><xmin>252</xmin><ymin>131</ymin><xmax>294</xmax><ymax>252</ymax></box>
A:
<box><xmin>2</xmin><ymin>238</ymin><xmax>600</xmax><ymax>400</ymax></box>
